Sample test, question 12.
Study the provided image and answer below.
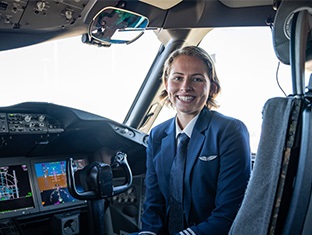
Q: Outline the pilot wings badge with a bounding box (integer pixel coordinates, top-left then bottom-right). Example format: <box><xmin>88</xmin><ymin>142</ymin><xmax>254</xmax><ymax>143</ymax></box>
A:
<box><xmin>199</xmin><ymin>155</ymin><xmax>218</xmax><ymax>161</ymax></box>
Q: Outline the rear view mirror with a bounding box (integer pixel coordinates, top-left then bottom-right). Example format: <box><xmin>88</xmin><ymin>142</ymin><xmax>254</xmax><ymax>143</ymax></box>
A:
<box><xmin>88</xmin><ymin>7</ymin><xmax>149</xmax><ymax>45</ymax></box>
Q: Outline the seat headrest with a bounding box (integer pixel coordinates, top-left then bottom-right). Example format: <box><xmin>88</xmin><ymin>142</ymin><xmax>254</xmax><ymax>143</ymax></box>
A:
<box><xmin>272</xmin><ymin>0</ymin><xmax>312</xmax><ymax>65</ymax></box>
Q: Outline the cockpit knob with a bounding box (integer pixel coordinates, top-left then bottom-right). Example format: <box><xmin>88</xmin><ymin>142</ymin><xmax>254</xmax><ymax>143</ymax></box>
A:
<box><xmin>64</xmin><ymin>10</ymin><xmax>73</xmax><ymax>20</ymax></box>
<box><xmin>38</xmin><ymin>115</ymin><xmax>45</xmax><ymax>122</ymax></box>
<box><xmin>36</xmin><ymin>1</ymin><xmax>46</xmax><ymax>12</ymax></box>
<box><xmin>24</xmin><ymin>115</ymin><xmax>31</xmax><ymax>122</ymax></box>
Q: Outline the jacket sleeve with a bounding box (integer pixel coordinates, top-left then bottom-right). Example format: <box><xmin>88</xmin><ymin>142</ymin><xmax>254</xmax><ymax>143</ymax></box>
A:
<box><xmin>140</xmin><ymin>128</ymin><xmax>167</xmax><ymax>234</ymax></box>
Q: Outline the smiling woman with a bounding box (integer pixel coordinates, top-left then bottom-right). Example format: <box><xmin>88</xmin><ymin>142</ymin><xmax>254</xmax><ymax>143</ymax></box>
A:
<box><xmin>139</xmin><ymin>45</ymin><xmax>251</xmax><ymax>235</ymax></box>
<box><xmin>0</xmin><ymin>30</ymin><xmax>160</xmax><ymax>123</ymax></box>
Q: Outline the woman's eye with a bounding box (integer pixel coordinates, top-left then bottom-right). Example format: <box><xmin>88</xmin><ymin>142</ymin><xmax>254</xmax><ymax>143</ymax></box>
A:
<box><xmin>172</xmin><ymin>76</ymin><xmax>182</xmax><ymax>81</ymax></box>
<box><xmin>193</xmin><ymin>77</ymin><xmax>203</xmax><ymax>82</ymax></box>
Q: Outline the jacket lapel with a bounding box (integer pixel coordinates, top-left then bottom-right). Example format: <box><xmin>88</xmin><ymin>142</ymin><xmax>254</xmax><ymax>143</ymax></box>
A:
<box><xmin>185</xmin><ymin>108</ymin><xmax>212</xmax><ymax>175</ymax></box>
<box><xmin>184</xmin><ymin>108</ymin><xmax>212</xmax><ymax>218</ymax></box>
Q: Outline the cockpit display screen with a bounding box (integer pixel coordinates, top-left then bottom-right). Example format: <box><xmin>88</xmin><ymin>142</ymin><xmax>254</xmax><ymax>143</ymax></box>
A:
<box><xmin>34</xmin><ymin>159</ymin><xmax>87</xmax><ymax>207</ymax></box>
<box><xmin>0</xmin><ymin>164</ymin><xmax>35</xmax><ymax>215</ymax></box>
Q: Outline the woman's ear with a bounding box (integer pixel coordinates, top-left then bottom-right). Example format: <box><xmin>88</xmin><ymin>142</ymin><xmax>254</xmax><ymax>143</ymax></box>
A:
<box><xmin>209</xmin><ymin>82</ymin><xmax>217</xmax><ymax>97</ymax></box>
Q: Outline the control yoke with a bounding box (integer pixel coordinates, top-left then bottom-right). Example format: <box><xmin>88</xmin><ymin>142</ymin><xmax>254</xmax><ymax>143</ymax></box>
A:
<box><xmin>66</xmin><ymin>151</ymin><xmax>133</xmax><ymax>200</ymax></box>
<box><xmin>66</xmin><ymin>152</ymin><xmax>133</xmax><ymax>235</ymax></box>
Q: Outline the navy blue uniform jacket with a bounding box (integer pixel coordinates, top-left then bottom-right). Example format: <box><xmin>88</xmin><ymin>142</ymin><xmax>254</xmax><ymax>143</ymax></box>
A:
<box><xmin>141</xmin><ymin>107</ymin><xmax>251</xmax><ymax>234</ymax></box>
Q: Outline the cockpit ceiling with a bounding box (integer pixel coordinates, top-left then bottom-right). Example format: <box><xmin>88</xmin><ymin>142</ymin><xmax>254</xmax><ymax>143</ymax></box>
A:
<box><xmin>0</xmin><ymin>0</ymin><xmax>276</xmax><ymax>52</ymax></box>
<box><xmin>0</xmin><ymin>0</ymin><xmax>275</xmax><ymax>32</ymax></box>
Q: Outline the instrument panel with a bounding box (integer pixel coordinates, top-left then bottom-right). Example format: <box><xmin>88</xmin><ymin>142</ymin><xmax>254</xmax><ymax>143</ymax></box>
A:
<box><xmin>0</xmin><ymin>102</ymin><xmax>148</xmax><ymax>157</ymax></box>
<box><xmin>0</xmin><ymin>112</ymin><xmax>64</xmax><ymax>134</ymax></box>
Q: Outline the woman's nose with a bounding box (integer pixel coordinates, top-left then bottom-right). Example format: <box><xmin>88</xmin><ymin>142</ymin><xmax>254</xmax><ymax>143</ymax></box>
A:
<box><xmin>180</xmin><ymin>79</ymin><xmax>192</xmax><ymax>91</ymax></box>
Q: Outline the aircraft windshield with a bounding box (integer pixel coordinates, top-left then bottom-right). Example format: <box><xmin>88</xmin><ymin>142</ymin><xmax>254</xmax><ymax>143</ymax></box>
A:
<box><xmin>0</xmin><ymin>30</ymin><xmax>160</xmax><ymax>123</ymax></box>
<box><xmin>202</xmin><ymin>27</ymin><xmax>292</xmax><ymax>152</ymax></box>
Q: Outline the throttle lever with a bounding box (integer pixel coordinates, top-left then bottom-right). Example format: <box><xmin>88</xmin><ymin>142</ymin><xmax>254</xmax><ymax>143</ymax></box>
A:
<box><xmin>66</xmin><ymin>151</ymin><xmax>133</xmax><ymax>200</ymax></box>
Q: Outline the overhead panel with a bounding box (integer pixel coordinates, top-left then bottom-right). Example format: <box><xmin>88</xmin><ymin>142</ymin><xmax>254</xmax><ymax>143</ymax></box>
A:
<box><xmin>0</xmin><ymin>0</ymin><xmax>89</xmax><ymax>30</ymax></box>
<box><xmin>0</xmin><ymin>0</ymin><xmax>27</xmax><ymax>29</ymax></box>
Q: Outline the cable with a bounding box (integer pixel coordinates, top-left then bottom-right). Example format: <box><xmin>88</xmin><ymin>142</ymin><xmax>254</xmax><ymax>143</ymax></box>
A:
<box><xmin>276</xmin><ymin>61</ymin><xmax>287</xmax><ymax>97</ymax></box>
<box><xmin>268</xmin><ymin>19</ymin><xmax>287</xmax><ymax>97</ymax></box>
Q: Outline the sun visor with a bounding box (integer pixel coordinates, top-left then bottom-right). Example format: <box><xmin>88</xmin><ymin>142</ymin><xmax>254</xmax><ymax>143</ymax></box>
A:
<box><xmin>139</xmin><ymin>0</ymin><xmax>182</xmax><ymax>10</ymax></box>
<box><xmin>272</xmin><ymin>0</ymin><xmax>312</xmax><ymax>65</ymax></box>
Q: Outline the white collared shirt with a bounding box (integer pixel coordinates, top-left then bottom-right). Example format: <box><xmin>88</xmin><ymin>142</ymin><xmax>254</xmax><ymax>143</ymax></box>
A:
<box><xmin>175</xmin><ymin>114</ymin><xmax>200</xmax><ymax>139</ymax></box>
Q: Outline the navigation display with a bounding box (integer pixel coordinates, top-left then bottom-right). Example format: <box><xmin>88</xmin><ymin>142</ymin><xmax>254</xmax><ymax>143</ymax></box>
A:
<box><xmin>33</xmin><ymin>158</ymin><xmax>87</xmax><ymax>209</ymax></box>
<box><xmin>0</xmin><ymin>162</ymin><xmax>37</xmax><ymax>217</ymax></box>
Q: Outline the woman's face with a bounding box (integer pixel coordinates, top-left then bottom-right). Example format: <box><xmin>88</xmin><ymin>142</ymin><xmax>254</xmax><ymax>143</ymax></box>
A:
<box><xmin>165</xmin><ymin>55</ymin><xmax>211</xmax><ymax>120</ymax></box>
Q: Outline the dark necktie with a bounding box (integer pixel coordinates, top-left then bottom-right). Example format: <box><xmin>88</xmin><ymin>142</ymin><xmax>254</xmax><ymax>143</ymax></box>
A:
<box><xmin>168</xmin><ymin>133</ymin><xmax>189</xmax><ymax>234</ymax></box>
